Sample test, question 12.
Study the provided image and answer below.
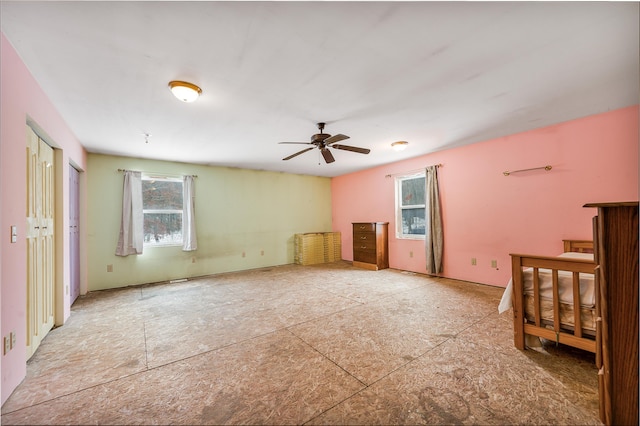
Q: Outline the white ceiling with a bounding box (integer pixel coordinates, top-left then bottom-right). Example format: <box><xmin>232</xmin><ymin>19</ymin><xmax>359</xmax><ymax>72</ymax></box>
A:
<box><xmin>1</xmin><ymin>1</ymin><xmax>638</xmax><ymax>177</ymax></box>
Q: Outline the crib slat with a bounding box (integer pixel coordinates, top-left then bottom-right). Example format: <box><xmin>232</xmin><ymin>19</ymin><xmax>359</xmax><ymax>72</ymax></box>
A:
<box><xmin>511</xmin><ymin>255</ymin><xmax>526</xmax><ymax>351</ymax></box>
<box><xmin>533</xmin><ymin>267</ymin><xmax>541</xmax><ymax>327</ymax></box>
<box><xmin>573</xmin><ymin>272</ymin><xmax>582</xmax><ymax>338</ymax></box>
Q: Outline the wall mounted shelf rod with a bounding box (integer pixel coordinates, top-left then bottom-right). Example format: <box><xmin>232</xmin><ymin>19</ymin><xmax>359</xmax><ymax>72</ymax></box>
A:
<box><xmin>503</xmin><ymin>165</ymin><xmax>552</xmax><ymax>176</ymax></box>
<box><xmin>385</xmin><ymin>164</ymin><xmax>443</xmax><ymax>178</ymax></box>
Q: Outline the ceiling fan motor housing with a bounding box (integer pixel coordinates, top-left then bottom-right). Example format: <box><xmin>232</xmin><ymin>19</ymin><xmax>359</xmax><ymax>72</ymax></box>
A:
<box><xmin>311</xmin><ymin>133</ymin><xmax>331</xmax><ymax>143</ymax></box>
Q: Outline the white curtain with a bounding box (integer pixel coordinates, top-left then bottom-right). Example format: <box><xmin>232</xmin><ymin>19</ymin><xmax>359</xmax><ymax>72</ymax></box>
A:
<box><xmin>182</xmin><ymin>175</ymin><xmax>198</xmax><ymax>251</ymax></box>
<box><xmin>425</xmin><ymin>166</ymin><xmax>443</xmax><ymax>274</ymax></box>
<box><xmin>115</xmin><ymin>170</ymin><xmax>143</xmax><ymax>256</ymax></box>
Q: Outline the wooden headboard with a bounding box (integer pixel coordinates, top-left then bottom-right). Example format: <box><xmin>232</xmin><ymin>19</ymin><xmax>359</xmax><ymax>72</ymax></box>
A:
<box><xmin>563</xmin><ymin>239</ymin><xmax>594</xmax><ymax>253</ymax></box>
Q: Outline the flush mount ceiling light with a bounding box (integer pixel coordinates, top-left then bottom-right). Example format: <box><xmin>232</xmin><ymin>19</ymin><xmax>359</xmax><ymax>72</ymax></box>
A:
<box><xmin>391</xmin><ymin>141</ymin><xmax>409</xmax><ymax>151</ymax></box>
<box><xmin>168</xmin><ymin>80</ymin><xmax>202</xmax><ymax>103</ymax></box>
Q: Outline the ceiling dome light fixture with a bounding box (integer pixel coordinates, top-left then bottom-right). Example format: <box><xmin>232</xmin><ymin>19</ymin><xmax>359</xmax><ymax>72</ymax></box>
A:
<box><xmin>391</xmin><ymin>141</ymin><xmax>409</xmax><ymax>151</ymax></box>
<box><xmin>168</xmin><ymin>80</ymin><xmax>202</xmax><ymax>103</ymax></box>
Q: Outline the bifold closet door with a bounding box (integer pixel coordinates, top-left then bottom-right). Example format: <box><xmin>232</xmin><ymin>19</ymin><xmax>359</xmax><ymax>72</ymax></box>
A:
<box><xmin>26</xmin><ymin>126</ymin><xmax>55</xmax><ymax>359</ymax></box>
<box><xmin>69</xmin><ymin>165</ymin><xmax>80</xmax><ymax>304</ymax></box>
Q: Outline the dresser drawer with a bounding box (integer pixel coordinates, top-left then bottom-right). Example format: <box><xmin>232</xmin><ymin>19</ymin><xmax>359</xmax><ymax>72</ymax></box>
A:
<box><xmin>353</xmin><ymin>223</ymin><xmax>375</xmax><ymax>232</ymax></box>
<box><xmin>354</xmin><ymin>251</ymin><xmax>377</xmax><ymax>264</ymax></box>
<box><xmin>353</xmin><ymin>231</ymin><xmax>375</xmax><ymax>243</ymax></box>
<box><xmin>353</xmin><ymin>239</ymin><xmax>376</xmax><ymax>252</ymax></box>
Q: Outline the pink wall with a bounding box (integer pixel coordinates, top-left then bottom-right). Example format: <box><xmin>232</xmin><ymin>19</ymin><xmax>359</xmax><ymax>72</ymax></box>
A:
<box><xmin>1</xmin><ymin>33</ymin><xmax>87</xmax><ymax>405</ymax></box>
<box><xmin>333</xmin><ymin>106</ymin><xmax>639</xmax><ymax>287</ymax></box>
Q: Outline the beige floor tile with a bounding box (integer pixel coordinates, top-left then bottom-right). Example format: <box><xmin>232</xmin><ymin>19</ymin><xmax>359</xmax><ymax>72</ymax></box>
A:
<box><xmin>143</xmin><ymin>285</ymin><xmax>361</xmax><ymax>368</ymax></box>
<box><xmin>1</xmin><ymin>299</ymin><xmax>147</xmax><ymax>412</ymax></box>
<box><xmin>311</xmin><ymin>316</ymin><xmax>599</xmax><ymax>425</ymax></box>
<box><xmin>2</xmin><ymin>330</ymin><xmax>364</xmax><ymax>425</ymax></box>
<box><xmin>289</xmin><ymin>278</ymin><xmax>505</xmax><ymax>386</ymax></box>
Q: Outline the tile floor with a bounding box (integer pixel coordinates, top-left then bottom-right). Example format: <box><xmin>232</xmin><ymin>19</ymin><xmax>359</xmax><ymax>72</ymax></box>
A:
<box><xmin>1</xmin><ymin>262</ymin><xmax>600</xmax><ymax>425</ymax></box>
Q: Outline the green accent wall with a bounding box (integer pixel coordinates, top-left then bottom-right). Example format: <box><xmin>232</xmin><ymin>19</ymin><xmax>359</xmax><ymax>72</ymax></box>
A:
<box><xmin>87</xmin><ymin>154</ymin><xmax>332</xmax><ymax>290</ymax></box>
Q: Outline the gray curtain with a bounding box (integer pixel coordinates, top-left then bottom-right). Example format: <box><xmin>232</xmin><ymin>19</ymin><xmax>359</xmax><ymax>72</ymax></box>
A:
<box><xmin>425</xmin><ymin>166</ymin><xmax>443</xmax><ymax>274</ymax></box>
<box><xmin>182</xmin><ymin>175</ymin><xmax>198</xmax><ymax>251</ymax></box>
<box><xmin>115</xmin><ymin>170</ymin><xmax>143</xmax><ymax>256</ymax></box>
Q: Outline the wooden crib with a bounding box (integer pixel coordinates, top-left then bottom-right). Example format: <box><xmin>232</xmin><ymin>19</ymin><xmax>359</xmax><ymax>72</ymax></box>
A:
<box><xmin>509</xmin><ymin>240</ymin><xmax>598</xmax><ymax>353</ymax></box>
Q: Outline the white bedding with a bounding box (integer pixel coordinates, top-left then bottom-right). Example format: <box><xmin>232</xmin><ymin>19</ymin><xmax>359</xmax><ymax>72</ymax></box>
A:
<box><xmin>498</xmin><ymin>252</ymin><xmax>595</xmax><ymax>314</ymax></box>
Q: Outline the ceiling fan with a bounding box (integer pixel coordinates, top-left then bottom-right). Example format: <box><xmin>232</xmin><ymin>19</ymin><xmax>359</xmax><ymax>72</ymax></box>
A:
<box><xmin>279</xmin><ymin>122</ymin><xmax>370</xmax><ymax>164</ymax></box>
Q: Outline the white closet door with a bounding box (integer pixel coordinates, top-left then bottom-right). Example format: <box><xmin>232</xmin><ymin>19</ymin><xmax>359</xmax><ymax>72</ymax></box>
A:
<box><xmin>26</xmin><ymin>126</ymin><xmax>55</xmax><ymax>359</ymax></box>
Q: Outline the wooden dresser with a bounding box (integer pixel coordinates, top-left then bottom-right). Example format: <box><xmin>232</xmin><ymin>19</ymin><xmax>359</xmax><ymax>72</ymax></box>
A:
<box><xmin>585</xmin><ymin>202</ymin><xmax>638</xmax><ymax>426</ymax></box>
<box><xmin>352</xmin><ymin>222</ymin><xmax>389</xmax><ymax>270</ymax></box>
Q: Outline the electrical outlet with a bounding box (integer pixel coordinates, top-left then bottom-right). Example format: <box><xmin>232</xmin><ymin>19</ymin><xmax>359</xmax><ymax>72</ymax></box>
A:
<box><xmin>409</xmin><ymin>251</ymin><xmax>414</xmax><ymax>258</ymax></box>
<box><xmin>3</xmin><ymin>336</ymin><xmax>9</xmax><ymax>355</ymax></box>
<box><xmin>191</xmin><ymin>257</ymin><xmax>196</xmax><ymax>263</ymax></box>
<box><xmin>260</xmin><ymin>250</ymin><xmax>264</xmax><ymax>256</ymax></box>
<box><xmin>242</xmin><ymin>251</ymin><xmax>246</xmax><ymax>258</ymax></box>
<box><xmin>107</xmin><ymin>264</ymin><xmax>113</xmax><ymax>272</ymax></box>
<box><xmin>10</xmin><ymin>332</ymin><xmax>16</xmax><ymax>350</ymax></box>
<box><xmin>491</xmin><ymin>260</ymin><xmax>498</xmax><ymax>268</ymax></box>
<box><xmin>471</xmin><ymin>258</ymin><xmax>477</xmax><ymax>266</ymax></box>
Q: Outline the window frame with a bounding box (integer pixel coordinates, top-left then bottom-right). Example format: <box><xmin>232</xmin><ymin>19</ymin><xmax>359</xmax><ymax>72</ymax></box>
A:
<box><xmin>395</xmin><ymin>172</ymin><xmax>426</xmax><ymax>240</ymax></box>
<box><xmin>141</xmin><ymin>174</ymin><xmax>184</xmax><ymax>248</ymax></box>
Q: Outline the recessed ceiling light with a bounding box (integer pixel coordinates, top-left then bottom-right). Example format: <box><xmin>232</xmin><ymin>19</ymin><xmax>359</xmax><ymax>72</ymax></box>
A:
<box><xmin>168</xmin><ymin>80</ymin><xmax>202</xmax><ymax>103</ymax></box>
<box><xmin>391</xmin><ymin>141</ymin><xmax>409</xmax><ymax>151</ymax></box>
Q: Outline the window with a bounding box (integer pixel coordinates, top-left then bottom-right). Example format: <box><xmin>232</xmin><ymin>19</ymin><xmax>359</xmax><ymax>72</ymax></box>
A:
<box><xmin>396</xmin><ymin>173</ymin><xmax>426</xmax><ymax>239</ymax></box>
<box><xmin>142</xmin><ymin>176</ymin><xmax>183</xmax><ymax>246</ymax></box>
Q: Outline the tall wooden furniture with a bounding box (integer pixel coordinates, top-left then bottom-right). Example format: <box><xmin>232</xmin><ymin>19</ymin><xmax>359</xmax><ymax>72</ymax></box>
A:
<box><xmin>352</xmin><ymin>222</ymin><xmax>389</xmax><ymax>270</ymax></box>
<box><xmin>585</xmin><ymin>202</ymin><xmax>638</xmax><ymax>426</ymax></box>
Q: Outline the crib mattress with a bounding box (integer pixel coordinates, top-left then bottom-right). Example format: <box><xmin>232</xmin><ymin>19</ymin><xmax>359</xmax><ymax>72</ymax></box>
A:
<box><xmin>498</xmin><ymin>252</ymin><xmax>595</xmax><ymax>314</ymax></box>
<box><xmin>522</xmin><ymin>252</ymin><xmax>595</xmax><ymax>308</ymax></box>
<box><xmin>524</xmin><ymin>294</ymin><xmax>597</xmax><ymax>336</ymax></box>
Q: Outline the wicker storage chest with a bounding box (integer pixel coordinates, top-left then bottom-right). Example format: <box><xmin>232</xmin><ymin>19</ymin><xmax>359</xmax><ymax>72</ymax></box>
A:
<box><xmin>294</xmin><ymin>232</ymin><xmax>342</xmax><ymax>265</ymax></box>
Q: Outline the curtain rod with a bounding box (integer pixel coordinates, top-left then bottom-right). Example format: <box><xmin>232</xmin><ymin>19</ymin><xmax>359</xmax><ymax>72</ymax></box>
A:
<box><xmin>503</xmin><ymin>165</ymin><xmax>551</xmax><ymax>176</ymax></box>
<box><xmin>384</xmin><ymin>164</ymin><xmax>442</xmax><ymax>178</ymax></box>
<box><xmin>117</xmin><ymin>169</ymin><xmax>198</xmax><ymax>178</ymax></box>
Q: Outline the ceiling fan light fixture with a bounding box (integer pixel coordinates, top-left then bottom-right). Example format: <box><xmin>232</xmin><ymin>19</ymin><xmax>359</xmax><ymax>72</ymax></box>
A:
<box><xmin>391</xmin><ymin>141</ymin><xmax>409</xmax><ymax>151</ymax></box>
<box><xmin>279</xmin><ymin>122</ymin><xmax>369</xmax><ymax>163</ymax></box>
<box><xmin>168</xmin><ymin>80</ymin><xmax>202</xmax><ymax>102</ymax></box>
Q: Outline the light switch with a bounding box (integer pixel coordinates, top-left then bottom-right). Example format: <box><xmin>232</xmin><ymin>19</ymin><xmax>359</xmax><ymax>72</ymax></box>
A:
<box><xmin>10</xmin><ymin>226</ymin><xmax>17</xmax><ymax>243</ymax></box>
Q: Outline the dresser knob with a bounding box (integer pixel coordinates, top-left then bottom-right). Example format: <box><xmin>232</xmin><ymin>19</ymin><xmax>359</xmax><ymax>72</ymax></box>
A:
<box><xmin>360</xmin><ymin>246</ymin><xmax>367</xmax><ymax>249</ymax></box>
<box><xmin>360</xmin><ymin>225</ymin><xmax>366</xmax><ymax>229</ymax></box>
<box><xmin>360</xmin><ymin>236</ymin><xmax>367</xmax><ymax>240</ymax></box>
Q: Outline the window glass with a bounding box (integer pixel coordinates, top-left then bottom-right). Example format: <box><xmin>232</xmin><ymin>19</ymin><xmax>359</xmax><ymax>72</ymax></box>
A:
<box><xmin>142</xmin><ymin>177</ymin><xmax>183</xmax><ymax>246</ymax></box>
<box><xmin>401</xmin><ymin>208</ymin><xmax>426</xmax><ymax>235</ymax></box>
<box><xmin>396</xmin><ymin>174</ymin><xmax>426</xmax><ymax>238</ymax></box>
<box><xmin>401</xmin><ymin>177</ymin><xmax>425</xmax><ymax>206</ymax></box>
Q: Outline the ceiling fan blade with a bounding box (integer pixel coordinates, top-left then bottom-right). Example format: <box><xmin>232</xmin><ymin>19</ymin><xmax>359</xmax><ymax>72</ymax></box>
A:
<box><xmin>321</xmin><ymin>148</ymin><xmax>335</xmax><ymax>163</ymax></box>
<box><xmin>331</xmin><ymin>144</ymin><xmax>371</xmax><ymax>154</ymax></box>
<box><xmin>283</xmin><ymin>147</ymin><xmax>315</xmax><ymax>161</ymax></box>
<box><xmin>278</xmin><ymin>142</ymin><xmax>314</xmax><ymax>145</ymax></box>
<box><xmin>324</xmin><ymin>134</ymin><xmax>350</xmax><ymax>145</ymax></box>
